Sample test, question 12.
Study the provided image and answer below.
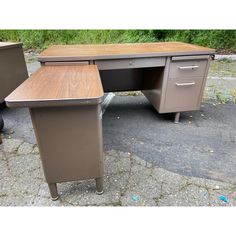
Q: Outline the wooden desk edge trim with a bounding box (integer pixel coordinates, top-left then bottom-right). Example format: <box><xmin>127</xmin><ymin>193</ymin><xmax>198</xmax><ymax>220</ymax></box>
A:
<box><xmin>37</xmin><ymin>50</ymin><xmax>216</xmax><ymax>62</ymax></box>
<box><xmin>5</xmin><ymin>96</ymin><xmax>104</xmax><ymax>108</ymax></box>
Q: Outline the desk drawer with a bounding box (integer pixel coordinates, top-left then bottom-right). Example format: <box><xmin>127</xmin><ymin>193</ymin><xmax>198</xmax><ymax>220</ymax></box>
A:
<box><xmin>95</xmin><ymin>57</ymin><xmax>166</xmax><ymax>70</ymax></box>
<box><xmin>169</xmin><ymin>59</ymin><xmax>207</xmax><ymax>79</ymax></box>
<box><xmin>164</xmin><ymin>77</ymin><xmax>202</xmax><ymax>111</ymax></box>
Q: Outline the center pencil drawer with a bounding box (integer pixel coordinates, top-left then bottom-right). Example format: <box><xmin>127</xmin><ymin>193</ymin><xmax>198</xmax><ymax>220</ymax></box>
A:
<box><xmin>95</xmin><ymin>57</ymin><xmax>166</xmax><ymax>70</ymax></box>
<box><xmin>169</xmin><ymin>59</ymin><xmax>208</xmax><ymax>79</ymax></box>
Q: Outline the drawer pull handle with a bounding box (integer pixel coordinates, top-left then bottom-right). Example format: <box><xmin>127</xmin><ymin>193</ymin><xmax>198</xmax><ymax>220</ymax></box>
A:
<box><xmin>178</xmin><ymin>65</ymin><xmax>199</xmax><ymax>70</ymax></box>
<box><xmin>175</xmin><ymin>82</ymin><xmax>196</xmax><ymax>86</ymax></box>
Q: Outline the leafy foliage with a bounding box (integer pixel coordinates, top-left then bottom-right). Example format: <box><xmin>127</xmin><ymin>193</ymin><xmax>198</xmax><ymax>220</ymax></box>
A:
<box><xmin>162</xmin><ymin>30</ymin><xmax>236</xmax><ymax>50</ymax></box>
<box><xmin>0</xmin><ymin>30</ymin><xmax>235</xmax><ymax>52</ymax></box>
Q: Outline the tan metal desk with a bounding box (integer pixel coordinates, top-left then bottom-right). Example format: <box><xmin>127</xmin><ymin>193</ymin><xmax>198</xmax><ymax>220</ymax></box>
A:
<box><xmin>38</xmin><ymin>42</ymin><xmax>215</xmax><ymax>122</ymax></box>
<box><xmin>5</xmin><ymin>42</ymin><xmax>215</xmax><ymax>199</ymax></box>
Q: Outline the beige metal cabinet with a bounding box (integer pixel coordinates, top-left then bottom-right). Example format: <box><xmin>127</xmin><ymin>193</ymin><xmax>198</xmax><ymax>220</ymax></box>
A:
<box><xmin>0</xmin><ymin>42</ymin><xmax>28</xmax><ymax>103</ymax></box>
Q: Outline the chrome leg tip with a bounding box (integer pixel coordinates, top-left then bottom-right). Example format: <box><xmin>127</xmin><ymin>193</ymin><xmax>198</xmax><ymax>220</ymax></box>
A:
<box><xmin>51</xmin><ymin>196</ymin><xmax>59</xmax><ymax>201</ymax></box>
<box><xmin>96</xmin><ymin>190</ymin><xmax>104</xmax><ymax>195</ymax></box>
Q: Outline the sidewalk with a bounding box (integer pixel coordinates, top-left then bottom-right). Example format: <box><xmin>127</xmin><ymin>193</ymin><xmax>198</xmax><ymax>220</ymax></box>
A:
<box><xmin>1</xmin><ymin>138</ymin><xmax>235</xmax><ymax>206</ymax></box>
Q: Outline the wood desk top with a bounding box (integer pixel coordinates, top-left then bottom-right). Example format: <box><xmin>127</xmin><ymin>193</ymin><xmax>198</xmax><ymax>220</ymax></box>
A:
<box><xmin>5</xmin><ymin>65</ymin><xmax>104</xmax><ymax>108</ymax></box>
<box><xmin>38</xmin><ymin>42</ymin><xmax>215</xmax><ymax>62</ymax></box>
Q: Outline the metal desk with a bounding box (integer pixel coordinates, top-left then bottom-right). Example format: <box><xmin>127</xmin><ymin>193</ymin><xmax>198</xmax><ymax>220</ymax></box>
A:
<box><xmin>5</xmin><ymin>42</ymin><xmax>215</xmax><ymax>199</ymax></box>
<box><xmin>38</xmin><ymin>42</ymin><xmax>215</xmax><ymax>122</ymax></box>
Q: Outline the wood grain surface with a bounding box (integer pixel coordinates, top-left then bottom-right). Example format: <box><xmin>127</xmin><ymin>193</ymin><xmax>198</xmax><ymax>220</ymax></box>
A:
<box><xmin>5</xmin><ymin>65</ymin><xmax>104</xmax><ymax>107</ymax></box>
<box><xmin>38</xmin><ymin>42</ymin><xmax>215</xmax><ymax>62</ymax></box>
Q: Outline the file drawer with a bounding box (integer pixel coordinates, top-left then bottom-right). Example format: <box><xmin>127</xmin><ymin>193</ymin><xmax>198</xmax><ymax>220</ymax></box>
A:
<box><xmin>169</xmin><ymin>59</ymin><xmax>207</xmax><ymax>79</ymax></box>
<box><xmin>164</xmin><ymin>77</ymin><xmax>203</xmax><ymax>112</ymax></box>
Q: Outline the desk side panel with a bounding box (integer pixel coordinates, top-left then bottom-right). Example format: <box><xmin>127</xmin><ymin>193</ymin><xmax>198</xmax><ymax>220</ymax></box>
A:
<box><xmin>30</xmin><ymin>105</ymin><xmax>104</xmax><ymax>184</ymax></box>
<box><xmin>197</xmin><ymin>58</ymin><xmax>211</xmax><ymax>107</ymax></box>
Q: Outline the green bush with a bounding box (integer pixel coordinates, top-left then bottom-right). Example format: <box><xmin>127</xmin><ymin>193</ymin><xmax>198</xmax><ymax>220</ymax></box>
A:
<box><xmin>162</xmin><ymin>30</ymin><xmax>236</xmax><ymax>51</ymax></box>
<box><xmin>0</xmin><ymin>30</ymin><xmax>157</xmax><ymax>51</ymax></box>
<box><xmin>0</xmin><ymin>30</ymin><xmax>236</xmax><ymax>52</ymax></box>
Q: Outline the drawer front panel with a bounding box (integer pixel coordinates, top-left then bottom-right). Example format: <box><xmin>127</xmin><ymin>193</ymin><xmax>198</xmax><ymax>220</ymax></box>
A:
<box><xmin>169</xmin><ymin>59</ymin><xmax>207</xmax><ymax>78</ymax></box>
<box><xmin>95</xmin><ymin>57</ymin><xmax>166</xmax><ymax>70</ymax></box>
<box><xmin>164</xmin><ymin>77</ymin><xmax>203</xmax><ymax>111</ymax></box>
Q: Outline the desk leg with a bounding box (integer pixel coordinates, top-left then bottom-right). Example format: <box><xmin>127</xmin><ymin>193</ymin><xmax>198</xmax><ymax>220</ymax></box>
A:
<box><xmin>174</xmin><ymin>112</ymin><xmax>181</xmax><ymax>123</ymax></box>
<box><xmin>48</xmin><ymin>183</ymin><xmax>59</xmax><ymax>201</ymax></box>
<box><xmin>95</xmin><ymin>177</ymin><xmax>104</xmax><ymax>195</ymax></box>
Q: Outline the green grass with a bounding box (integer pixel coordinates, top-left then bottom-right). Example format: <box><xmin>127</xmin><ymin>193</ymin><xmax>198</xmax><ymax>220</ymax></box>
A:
<box><xmin>0</xmin><ymin>30</ymin><xmax>157</xmax><ymax>51</ymax></box>
<box><xmin>0</xmin><ymin>30</ymin><xmax>236</xmax><ymax>52</ymax></box>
